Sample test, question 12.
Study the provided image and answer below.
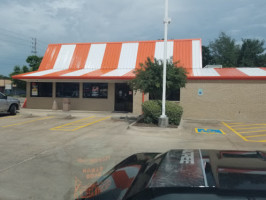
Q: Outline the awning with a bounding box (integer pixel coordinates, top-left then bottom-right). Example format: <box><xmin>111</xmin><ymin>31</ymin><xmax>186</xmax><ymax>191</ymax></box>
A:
<box><xmin>13</xmin><ymin>39</ymin><xmax>202</xmax><ymax>80</ymax></box>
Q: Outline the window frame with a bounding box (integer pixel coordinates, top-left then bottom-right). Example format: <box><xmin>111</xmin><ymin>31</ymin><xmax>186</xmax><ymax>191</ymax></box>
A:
<box><xmin>83</xmin><ymin>83</ymin><xmax>108</xmax><ymax>99</ymax></box>
<box><xmin>56</xmin><ymin>82</ymin><xmax>80</xmax><ymax>98</ymax></box>
<box><xmin>149</xmin><ymin>88</ymin><xmax>180</xmax><ymax>101</ymax></box>
<box><xmin>30</xmin><ymin>82</ymin><xmax>53</xmax><ymax>98</ymax></box>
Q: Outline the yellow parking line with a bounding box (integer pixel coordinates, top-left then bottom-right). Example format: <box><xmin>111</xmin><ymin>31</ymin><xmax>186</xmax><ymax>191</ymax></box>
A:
<box><xmin>0</xmin><ymin>115</ymin><xmax>20</xmax><ymax>119</ymax></box>
<box><xmin>222</xmin><ymin>122</ymin><xmax>248</xmax><ymax>141</ymax></box>
<box><xmin>235</xmin><ymin>126</ymin><xmax>266</xmax><ymax>130</ymax></box>
<box><xmin>71</xmin><ymin>116</ymin><xmax>111</xmax><ymax>131</ymax></box>
<box><xmin>50</xmin><ymin>116</ymin><xmax>95</xmax><ymax>130</ymax></box>
<box><xmin>50</xmin><ymin>116</ymin><xmax>110</xmax><ymax>131</ymax></box>
<box><xmin>245</xmin><ymin>134</ymin><xmax>266</xmax><ymax>138</ymax></box>
<box><xmin>1</xmin><ymin>116</ymin><xmax>55</xmax><ymax>128</ymax></box>
<box><xmin>230</xmin><ymin>123</ymin><xmax>266</xmax><ymax>127</ymax></box>
<box><xmin>238</xmin><ymin>130</ymin><xmax>266</xmax><ymax>134</ymax></box>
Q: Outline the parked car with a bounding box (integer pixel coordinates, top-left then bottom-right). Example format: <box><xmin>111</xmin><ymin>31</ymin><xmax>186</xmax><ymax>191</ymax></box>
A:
<box><xmin>0</xmin><ymin>92</ymin><xmax>20</xmax><ymax>115</ymax></box>
<box><xmin>76</xmin><ymin>149</ymin><xmax>266</xmax><ymax>200</ymax></box>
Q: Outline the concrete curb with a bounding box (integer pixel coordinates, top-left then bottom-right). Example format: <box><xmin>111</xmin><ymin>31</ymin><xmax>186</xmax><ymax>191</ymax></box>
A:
<box><xmin>111</xmin><ymin>115</ymin><xmax>139</xmax><ymax>121</ymax></box>
<box><xmin>47</xmin><ymin>113</ymin><xmax>74</xmax><ymax>119</ymax></box>
<box><xmin>20</xmin><ymin>110</ymin><xmax>74</xmax><ymax>119</ymax></box>
<box><xmin>183</xmin><ymin>118</ymin><xmax>230</xmax><ymax>124</ymax></box>
<box><xmin>127</xmin><ymin>115</ymin><xmax>144</xmax><ymax>129</ymax></box>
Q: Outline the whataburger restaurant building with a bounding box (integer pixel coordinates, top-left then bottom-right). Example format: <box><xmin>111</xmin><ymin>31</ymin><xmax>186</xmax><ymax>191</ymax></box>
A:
<box><xmin>14</xmin><ymin>39</ymin><xmax>266</xmax><ymax>121</ymax></box>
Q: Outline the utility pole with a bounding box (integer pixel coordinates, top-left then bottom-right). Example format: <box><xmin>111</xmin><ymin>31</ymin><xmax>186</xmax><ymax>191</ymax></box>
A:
<box><xmin>159</xmin><ymin>0</ymin><xmax>171</xmax><ymax>128</ymax></box>
<box><xmin>31</xmin><ymin>37</ymin><xmax>37</xmax><ymax>55</ymax></box>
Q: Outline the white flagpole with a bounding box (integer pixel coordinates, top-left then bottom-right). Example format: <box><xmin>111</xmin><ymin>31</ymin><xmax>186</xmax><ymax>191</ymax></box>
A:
<box><xmin>159</xmin><ymin>0</ymin><xmax>170</xmax><ymax>127</ymax></box>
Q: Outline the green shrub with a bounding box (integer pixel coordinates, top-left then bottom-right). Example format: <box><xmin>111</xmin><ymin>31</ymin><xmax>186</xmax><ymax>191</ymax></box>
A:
<box><xmin>165</xmin><ymin>101</ymin><xmax>183</xmax><ymax>125</ymax></box>
<box><xmin>142</xmin><ymin>100</ymin><xmax>161</xmax><ymax>124</ymax></box>
<box><xmin>142</xmin><ymin>100</ymin><xmax>183</xmax><ymax>125</ymax></box>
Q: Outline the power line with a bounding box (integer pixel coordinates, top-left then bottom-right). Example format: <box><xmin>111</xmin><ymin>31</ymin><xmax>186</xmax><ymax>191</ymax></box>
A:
<box><xmin>0</xmin><ymin>38</ymin><xmax>31</xmax><ymax>47</ymax></box>
<box><xmin>0</xmin><ymin>28</ymin><xmax>31</xmax><ymax>42</ymax></box>
<box><xmin>0</xmin><ymin>36</ymin><xmax>47</xmax><ymax>51</ymax></box>
<box><xmin>0</xmin><ymin>59</ymin><xmax>28</xmax><ymax>63</ymax></box>
<box><xmin>0</xmin><ymin>28</ymin><xmax>48</xmax><ymax>50</ymax></box>
<box><xmin>0</xmin><ymin>37</ymin><xmax>46</xmax><ymax>55</ymax></box>
<box><xmin>0</xmin><ymin>33</ymin><xmax>31</xmax><ymax>45</ymax></box>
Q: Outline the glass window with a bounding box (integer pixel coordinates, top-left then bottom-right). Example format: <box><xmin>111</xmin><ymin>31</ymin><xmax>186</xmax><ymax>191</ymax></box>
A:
<box><xmin>83</xmin><ymin>83</ymin><xmax>108</xmax><ymax>99</ymax></box>
<box><xmin>30</xmin><ymin>82</ymin><xmax>52</xmax><ymax>97</ymax></box>
<box><xmin>167</xmin><ymin>89</ymin><xmax>180</xmax><ymax>101</ymax></box>
<box><xmin>56</xmin><ymin>83</ymin><xmax>79</xmax><ymax>98</ymax></box>
<box><xmin>0</xmin><ymin>92</ymin><xmax>6</xmax><ymax>99</ymax></box>
<box><xmin>149</xmin><ymin>89</ymin><xmax>180</xmax><ymax>101</ymax></box>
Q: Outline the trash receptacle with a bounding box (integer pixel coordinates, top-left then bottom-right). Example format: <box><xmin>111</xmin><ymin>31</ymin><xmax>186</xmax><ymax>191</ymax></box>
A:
<box><xmin>63</xmin><ymin>98</ymin><xmax>70</xmax><ymax>111</ymax></box>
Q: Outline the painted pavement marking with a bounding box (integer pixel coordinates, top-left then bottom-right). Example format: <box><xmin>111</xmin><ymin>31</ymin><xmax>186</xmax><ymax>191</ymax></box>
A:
<box><xmin>0</xmin><ymin>115</ymin><xmax>20</xmax><ymax>119</ymax></box>
<box><xmin>222</xmin><ymin>122</ymin><xmax>266</xmax><ymax>143</ymax></box>
<box><xmin>229</xmin><ymin>123</ymin><xmax>266</xmax><ymax>127</ymax></box>
<box><xmin>50</xmin><ymin>116</ymin><xmax>111</xmax><ymax>131</ymax></box>
<box><xmin>195</xmin><ymin>128</ymin><xmax>226</xmax><ymax>135</ymax></box>
<box><xmin>1</xmin><ymin>116</ymin><xmax>55</xmax><ymax>128</ymax></box>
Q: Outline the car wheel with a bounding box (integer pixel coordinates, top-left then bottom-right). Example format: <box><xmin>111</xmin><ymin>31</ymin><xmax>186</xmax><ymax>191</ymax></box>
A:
<box><xmin>10</xmin><ymin>105</ymin><xmax>17</xmax><ymax>115</ymax></box>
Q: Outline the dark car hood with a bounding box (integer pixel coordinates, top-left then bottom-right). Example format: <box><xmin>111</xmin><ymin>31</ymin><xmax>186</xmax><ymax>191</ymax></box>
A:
<box><xmin>77</xmin><ymin>150</ymin><xmax>266</xmax><ymax>200</ymax></box>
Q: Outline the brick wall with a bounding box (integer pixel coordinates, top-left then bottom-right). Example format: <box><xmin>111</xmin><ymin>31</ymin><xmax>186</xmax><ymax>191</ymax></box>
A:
<box><xmin>181</xmin><ymin>80</ymin><xmax>266</xmax><ymax>121</ymax></box>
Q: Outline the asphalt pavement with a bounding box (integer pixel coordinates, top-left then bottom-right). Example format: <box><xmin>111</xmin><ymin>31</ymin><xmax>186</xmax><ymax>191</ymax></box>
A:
<box><xmin>0</xmin><ymin>108</ymin><xmax>265</xmax><ymax>200</ymax></box>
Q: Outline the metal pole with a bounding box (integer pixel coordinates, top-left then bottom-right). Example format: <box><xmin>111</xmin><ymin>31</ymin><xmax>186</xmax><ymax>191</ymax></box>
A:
<box><xmin>159</xmin><ymin>0</ymin><xmax>170</xmax><ymax>127</ymax></box>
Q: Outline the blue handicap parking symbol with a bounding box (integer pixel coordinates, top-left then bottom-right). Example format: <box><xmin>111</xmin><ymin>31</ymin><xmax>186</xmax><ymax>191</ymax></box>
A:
<box><xmin>195</xmin><ymin>128</ymin><xmax>225</xmax><ymax>135</ymax></box>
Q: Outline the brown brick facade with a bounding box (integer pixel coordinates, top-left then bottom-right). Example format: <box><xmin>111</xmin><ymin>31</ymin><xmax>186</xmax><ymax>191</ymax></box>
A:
<box><xmin>181</xmin><ymin>80</ymin><xmax>266</xmax><ymax>121</ymax></box>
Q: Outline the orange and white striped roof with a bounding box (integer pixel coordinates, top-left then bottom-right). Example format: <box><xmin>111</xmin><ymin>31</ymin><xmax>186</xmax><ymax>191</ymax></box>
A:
<box><xmin>13</xmin><ymin>39</ymin><xmax>202</xmax><ymax>80</ymax></box>
<box><xmin>188</xmin><ymin>67</ymin><xmax>266</xmax><ymax>80</ymax></box>
<box><xmin>13</xmin><ymin>39</ymin><xmax>266</xmax><ymax>80</ymax></box>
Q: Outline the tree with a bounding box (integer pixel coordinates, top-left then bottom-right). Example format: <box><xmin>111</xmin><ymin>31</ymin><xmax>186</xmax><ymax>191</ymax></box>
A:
<box><xmin>209</xmin><ymin>32</ymin><xmax>240</xmax><ymax>67</ymax></box>
<box><xmin>9</xmin><ymin>65</ymin><xmax>30</xmax><ymax>90</ymax></box>
<box><xmin>238</xmin><ymin>39</ymin><xmax>266</xmax><ymax>67</ymax></box>
<box><xmin>26</xmin><ymin>55</ymin><xmax>43</xmax><ymax>71</ymax></box>
<box><xmin>0</xmin><ymin>74</ymin><xmax>9</xmax><ymax>79</ymax></box>
<box><xmin>129</xmin><ymin>58</ymin><xmax>187</xmax><ymax>99</ymax></box>
<box><xmin>259</xmin><ymin>54</ymin><xmax>266</xmax><ymax>67</ymax></box>
<box><xmin>9</xmin><ymin>55</ymin><xmax>42</xmax><ymax>90</ymax></box>
<box><xmin>202</xmin><ymin>45</ymin><xmax>214</xmax><ymax>67</ymax></box>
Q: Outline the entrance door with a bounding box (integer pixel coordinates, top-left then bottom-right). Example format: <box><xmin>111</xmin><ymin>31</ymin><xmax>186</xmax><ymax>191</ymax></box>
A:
<box><xmin>115</xmin><ymin>83</ymin><xmax>133</xmax><ymax>112</ymax></box>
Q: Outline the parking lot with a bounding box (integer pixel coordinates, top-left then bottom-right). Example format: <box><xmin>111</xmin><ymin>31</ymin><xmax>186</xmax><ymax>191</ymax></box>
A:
<box><xmin>223</xmin><ymin>121</ymin><xmax>266</xmax><ymax>142</ymax></box>
<box><xmin>0</xmin><ymin>109</ymin><xmax>266</xmax><ymax>200</ymax></box>
<box><xmin>0</xmin><ymin>111</ymin><xmax>129</xmax><ymax>199</ymax></box>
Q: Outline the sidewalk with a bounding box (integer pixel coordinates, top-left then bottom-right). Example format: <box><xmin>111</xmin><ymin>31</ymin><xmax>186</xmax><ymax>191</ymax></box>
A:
<box><xmin>19</xmin><ymin>108</ymin><xmax>140</xmax><ymax>119</ymax></box>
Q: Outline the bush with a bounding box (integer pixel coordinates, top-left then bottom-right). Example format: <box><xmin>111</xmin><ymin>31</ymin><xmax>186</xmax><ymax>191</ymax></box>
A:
<box><xmin>142</xmin><ymin>100</ymin><xmax>162</xmax><ymax>124</ymax></box>
<box><xmin>142</xmin><ymin>100</ymin><xmax>183</xmax><ymax>125</ymax></box>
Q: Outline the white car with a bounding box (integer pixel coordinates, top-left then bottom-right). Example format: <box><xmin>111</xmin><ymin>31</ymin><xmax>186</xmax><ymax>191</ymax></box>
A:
<box><xmin>0</xmin><ymin>92</ymin><xmax>20</xmax><ymax>115</ymax></box>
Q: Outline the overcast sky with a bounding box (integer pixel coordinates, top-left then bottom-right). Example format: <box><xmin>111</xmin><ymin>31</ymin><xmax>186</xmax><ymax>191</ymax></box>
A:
<box><xmin>0</xmin><ymin>0</ymin><xmax>266</xmax><ymax>76</ymax></box>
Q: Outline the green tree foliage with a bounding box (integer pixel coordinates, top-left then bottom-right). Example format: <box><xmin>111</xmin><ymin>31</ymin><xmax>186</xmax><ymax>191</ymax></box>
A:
<box><xmin>260</xmin><ymin>54</ymin><xmax>266</xmax><ymax>67</ymax></box>
<box><xmin>129</xmin><ymin>58</ymin><xmax>187</xmax><ymax>99</ymax></box>
<box><xmin>9</xmin><ymin>55</ymin><xmax>42</xmax><ymax>90</ymax></box>
<box><xmin>0</xmin><ymin>74</ymin><xmax>9</xmax><ymax>79</ymax></box>
<box><xmin>209</xmin><ymin>32</ymin><xmax>240</xmax><ymax>67</ymax></box>
<box><xmin>26</xmin><ymin>55</ymin><xmax>43</xmax><ymax>71</ymax></box>
<box><xmin>9</xmin><ymin>65</ymin><xmax>30</xmax><ymax>89</ymax></box>
<box><xmin>238</xmin><ymin>39</ymin><xmax>266</xmax><ymax>67</ymax></box>
<box><xmin>202</xmin><ymin>45</ymin><xmax>214</xmax><ymax>67</ymax></box>
<box><xmin>204</xmin><ymin>32</ymin><xmax>266</xmax><ymax>67</ymax></box>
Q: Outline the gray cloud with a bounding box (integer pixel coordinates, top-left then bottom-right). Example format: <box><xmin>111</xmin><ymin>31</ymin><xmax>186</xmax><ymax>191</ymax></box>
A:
<box><xmin>0</xmin><ymin>0</ymin><xmax>266</xmax><ymax>75</ymax></box>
